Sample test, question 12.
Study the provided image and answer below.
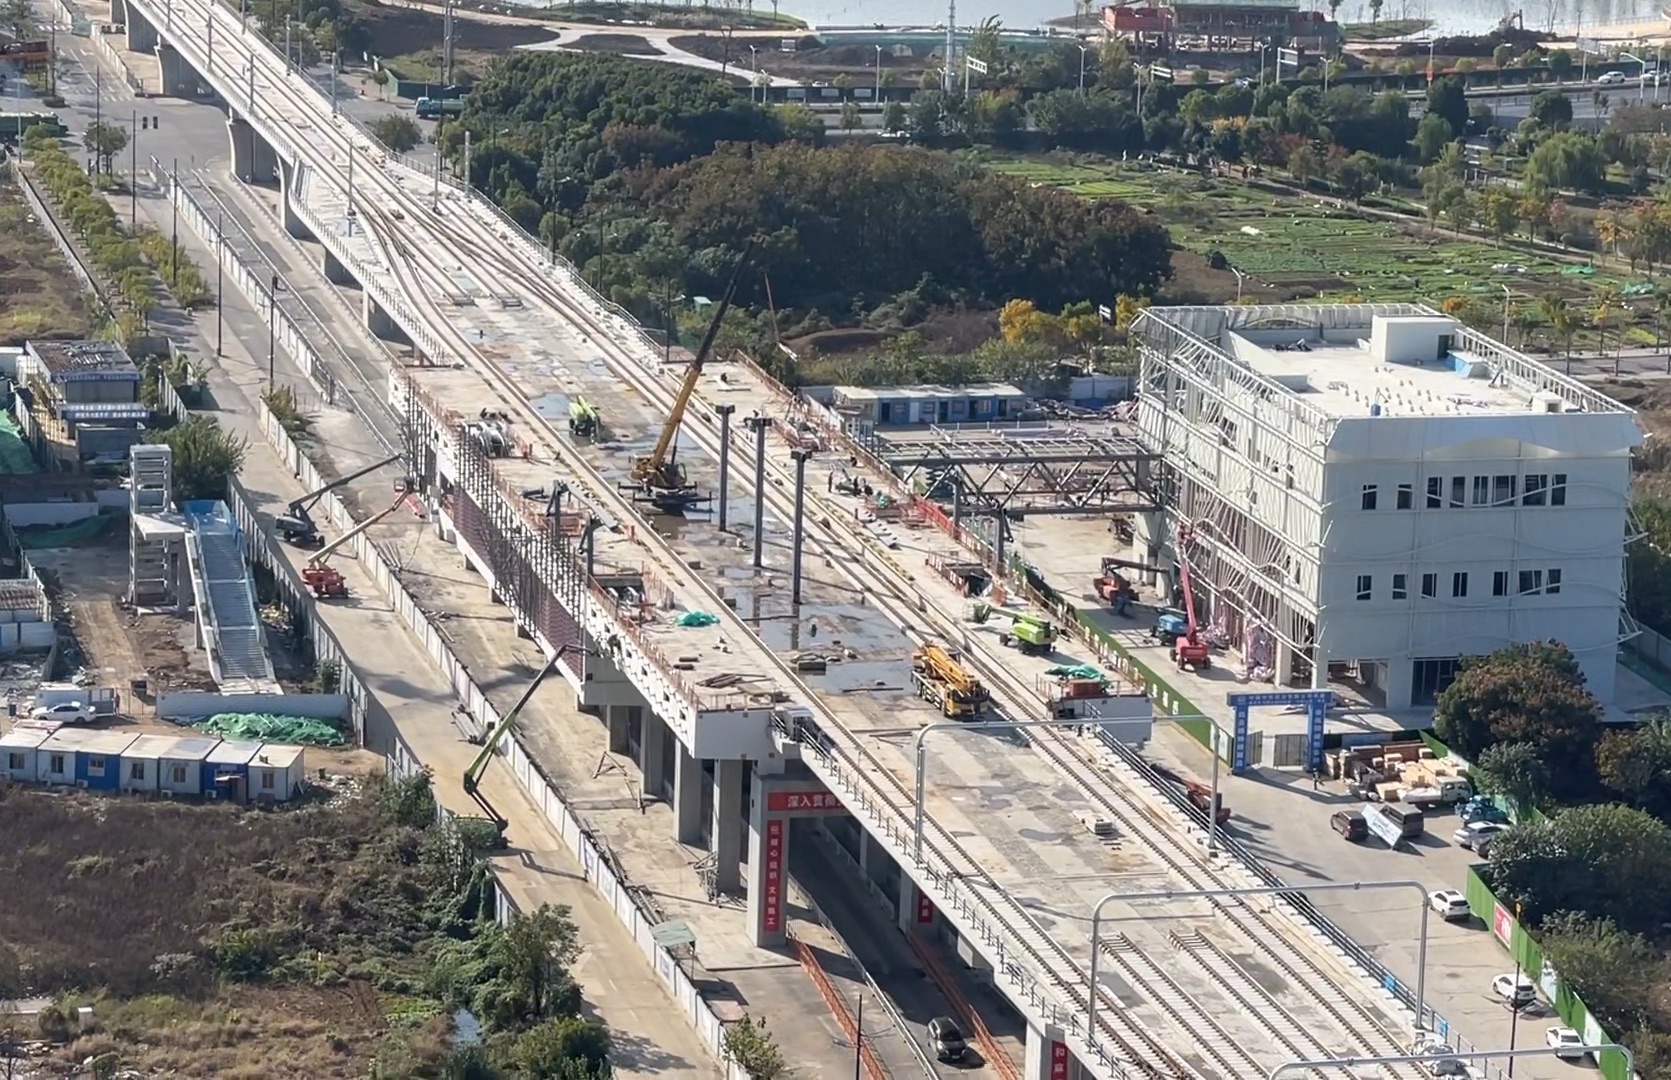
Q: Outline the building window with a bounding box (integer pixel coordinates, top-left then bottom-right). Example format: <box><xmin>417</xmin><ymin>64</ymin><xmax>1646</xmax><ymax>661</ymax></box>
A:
<box><xmin>262</xmin><ymin>771</ymin><xmax>275</xmax><ymax>790</ymax></box>
<box><xmin>1356</xmin><ymin>574</ymin><xmax>1373</xmax><ymax>600</ymax></box>
<box><xmin>1493</xmin><ymin>571</ymin><xmax>1509</xmax><ymax>597</ymax></box>
<box><xmin>1413</xmin><ymin>657</ymin><xmax>1463</xmax><ymax>706</ymax></box>
<box><xmin>1453</xmin><ymin>572</ymin><xmax>1469</xmax><ymax>598</ymax></box>
<box><xmin>1392</xmin><ymin>573</ymin><xmax>1408</xmax><ymax>599</ymax></box>
<box><xmin>1471</xmin><ymin>476</ymin><xmax>1490</xmax><ymax>506</ymax></box>
<box><xmin>1426</xmin><ymin>477</ymin><xmax>1443</xmax><ymax>509</ymax></box>
<box><xmin>1396</xmin><ymin>483</ymin><xmax>1413</xmax><ymax>510</ymax></box>
<box><xmin>170</xmin><ymin>765</ymin><xmax>186</xmax><ymax>784</ymax></box>
<box><xmin>1548</xmin><ymin>569</ymin><xmax>1563</xmax><ymax>594</ymax></box>
<box><xmin>1421</xmin><ymin>572</ymin><xmax>1438</xmax><ymax>598</ymax></box>
<box><xmin>1523</xmin><ymin>473</ymin><xmax>1548</xmax><ymax>506</ymax></box>
<box><xmin>1450</xmin><ymin>476</ymin><xmax>1466</xmax><ymax>508</ymax></box>
<box><xmin>1520</xmin><ymin>569</ymin><xmax>1545</xmax><ymax>595</ymax></box>
<box><xmin>129</xmin><ymin>761</ymin><xmax>145</xmax><ymax>780</ymax></box>
<box><xmin>1361</xmin><ymin>484</ymin><xmax>1378</xmax><ymax>510</ymax></box>
<box><xmin>7</xmin><ymin>752</ymin><xmax>22</xmax><ymax>771</ymax></box>
<box><xmin>1551</xmin><ymin>474</ymin><xmax>1568</xmax><ymax>506</ymax></box>
<box><xmin>49</xmin><ymin>753</ymin><xmax>64</xmax><ymax>774</ymax></box>
<box><xmin>1493</xmin><ymin>475</ymin><xmax>1516</xmax><ymax>506</ymax></box>
<box><xmin>87</xmin><ymin>755</ymin><xmax>104</xmax><ymax>777</ymax></box>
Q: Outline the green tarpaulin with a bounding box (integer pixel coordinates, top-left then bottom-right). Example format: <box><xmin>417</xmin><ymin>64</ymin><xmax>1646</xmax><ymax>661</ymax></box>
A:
<box><xmin>1045</xmin><ymin>664</ymin><xmax>1102</xmax><ymax>681</ymax></box>
<box><xmin>676</xmin><ymin>611</ymin><xmax>719</xmax><ymax>628</ymax></box>
<box><xmin>193</xmin><ymin>712</ymin><xmax>346</xmax><ymax>746</ymax></box>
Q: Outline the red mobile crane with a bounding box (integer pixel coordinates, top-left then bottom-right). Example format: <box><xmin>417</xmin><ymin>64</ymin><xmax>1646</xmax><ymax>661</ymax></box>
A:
<box><xmin>1171</xmin><ymin>525</ymin><xmax>1211</xmax><ymax>671</ymax></box>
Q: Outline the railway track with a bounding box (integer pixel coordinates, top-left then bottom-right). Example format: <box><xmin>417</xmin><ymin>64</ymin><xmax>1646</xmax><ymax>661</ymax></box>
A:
<box><xmin>146</xmin><ymin>10</ymin><xmax>1422</xmax><ymax>1076</ymax></box>
<box><xmin>1097</xmin><ymin>934</ymin><xmax>1262</xmax><ymax>1080</ymax></box>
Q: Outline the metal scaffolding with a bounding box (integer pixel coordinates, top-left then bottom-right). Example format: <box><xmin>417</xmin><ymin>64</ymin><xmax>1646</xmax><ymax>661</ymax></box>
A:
<box><xmin>880</xmin><ymin>423</ymin><xmax>1161</xmax><ymax>519</ymax></box>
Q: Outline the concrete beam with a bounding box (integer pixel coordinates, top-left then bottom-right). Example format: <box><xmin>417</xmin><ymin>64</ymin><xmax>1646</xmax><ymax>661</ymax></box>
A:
<box><xmin>638</xmin><ymin>711</ymin><xmax>667</xmax><ymax>802</ymax></box>
<box><xmin>275</xmin><ymin>160</ymin><xmax>309</xmax><ymax>239</ymax></box>
<box><xmin>362</xmin><ymin>294</ymin><xmax>411</xmax><ymax>346</ymax></box>
<box><xmin>1023</xmin><ymin>1021</ymin><xmax>1070</xmax><ymax>1080</ymax></box>
<box><xmin>606</xmin><ymin>703</ymin><xmax>630</xmax><ymax>755</ymax></box>
<box><xmin>746</xmin><ymin>771</ymin><xmax>789</xmax><ymax>948</ymax></box>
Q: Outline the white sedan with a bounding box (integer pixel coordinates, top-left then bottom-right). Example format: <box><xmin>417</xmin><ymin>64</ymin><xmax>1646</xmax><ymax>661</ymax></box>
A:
<box><xmin>29</xmin><ymin>701</ymin><xmax>93</xmax><ymax>725</ymax></box>
<box><xmin>1428</xmin><ymin>889</ymin><xmax>1471</xmax><ymax>921</ymax></box>
<box><xmin>1453</xmin><ymin>822</ymin><xmax>1509</xmax><ymax>850</ymax></box>
<box><xmin>1598</xmin><ymin>69</ymin><xmax>1629</xmax><ymax>85</ymax></box>
<box><xmin>1493</xmin><ymin>972</ymin><xmax>1537</xmax><ymax>1007</ymax></box>
<box><xmin>1546</xmin><ymin>1027</ymin><xmax>1586</xmax><ymax>1059</ymax></box>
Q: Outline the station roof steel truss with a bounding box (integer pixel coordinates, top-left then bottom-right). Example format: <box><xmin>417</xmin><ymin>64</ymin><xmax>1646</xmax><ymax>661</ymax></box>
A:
<box><xmin>882</xmin><ymin>425</ymin><xmax>1161</xmax><ymax>516</ymax></box>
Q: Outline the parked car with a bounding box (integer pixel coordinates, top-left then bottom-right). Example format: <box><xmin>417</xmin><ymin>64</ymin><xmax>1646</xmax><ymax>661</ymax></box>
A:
<box><xmin>1598</xmin><ymin>69</ymin><xmax>1629</xmax><ymax>84</ymax></box>
<box><xmin>29</xmin><ymin>701</ymin><xmax>93</xmax><ymax>725</ymax></box>
<box><xmin>1492</xmin><ymin>972</ymin><xmax>1537</xmax><ymax>1008</ymax></box>
<box><xmin>1458</xmin><ymin>799</ymin><xmax>1509</xmax><ymax>826</ymax></box>
<box><xmin>1428</xmin><ymin>889</ymin><xmax>1471</xmax><ymax>922</ymax></box>
<box><xmin>1453</xmin><ymin>822</ymin><xmax>1509</xmax><ymax>850</ymax></box>
<box><xmin>927</xmin><ymin>1016</ymin><xmax>967</xmax><ymax>1063</ymax></box>
<box><xmin>1546</xmin><ymin>1027</ymin><xmax>1585</xmax><ymax>1058</ymax></box>
<box><xmin>1330</xmin><ymin>810</ymin><xmax>1368</xmax><ymax>841</ymax></box>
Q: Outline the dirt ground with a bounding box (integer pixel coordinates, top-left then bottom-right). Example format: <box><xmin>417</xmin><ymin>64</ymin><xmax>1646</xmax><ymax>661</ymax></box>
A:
<box><xmin>0</xmin><ymin>177</ymin><xmax>95</xmax><ymax>346</ymax></box>
<box><xmin>359</xmin><ymin>2</ymin><xmax>560</xmax><ymax>67</ymax></box>
<box><xmin>26</xmin><ymin>529</ymin><xmax>219</xmax><ymax>699</ymax></box>
<box><xmin>1596</xmin><ymin>380</ymin><xmax>1671</xmax><ymax>497</ymax></box>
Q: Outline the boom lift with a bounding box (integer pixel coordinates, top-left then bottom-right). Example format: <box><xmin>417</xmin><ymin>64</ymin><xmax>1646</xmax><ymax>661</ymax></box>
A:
<box><xmin>300</xmin><ymin>491</ymin><xmax>411</xmax><ymax>598</ymax></box>
<box><xmin>971</xmin><ymin>603</ymin><xmax>1060</xmax><ymax>657</ymax></box>
<box><xmin>1151</xmin><ymin>525</ymin><xmax>1211</xmax><ymax>670</ymax></box>
<box><xmin>910</xmin><ymin>643</ymin><xmax>991</xmax><ymax>719</ymax></box>
<box><xmin>462</xmin><ymin>653</ymin><xmax>565</xmax><ymax>845</ymax></box>
<box><xmin>276</xmin><ymin>453</ymin><xmax>402</xmax><ymax>547</ymax></box>
<box><xmin>625</xmin><ymin>239</ymin><xmax>757</xmax><ymax>512</ymax></box>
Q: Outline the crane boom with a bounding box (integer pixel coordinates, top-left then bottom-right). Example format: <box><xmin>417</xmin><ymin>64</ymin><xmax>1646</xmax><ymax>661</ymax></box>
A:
<box><xmin>462</xmin><ymin>654</ymin><xmax>563</xmax><ymax>841</ymax></box>
<box><xmin>306</xmin><ymin>493</ymin><xmax>408</xmax><ymax>568</ymax></box>
<box><xmin>633</xmin><ymin>238</ymin><xmax>758</xmax><ymax>494</ymax></box>
<box><xmin>276</xmin><ymin>452</ymin><xmax>403</xmax><ymax>545</ymax></box>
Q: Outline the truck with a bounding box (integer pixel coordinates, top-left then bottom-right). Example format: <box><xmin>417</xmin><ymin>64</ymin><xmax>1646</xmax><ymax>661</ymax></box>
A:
<box><xmin>1400</xmin><ymin>776</ymin><xmax>1473</xmax><ymax>810</ymax></box>
<box><xmin>414</xmin><ymin>96</ymin><xmax>465</xmax><ymax>120</ymax></box>
<box><xmin>0</xmin><ymin>112</ymin><xmax>67</xmax><ymax>141</ymax></box>
<box><xmin>911</xmin><ymin>644</ymin><xmax>990</xmax><ymax>719</ymax></box>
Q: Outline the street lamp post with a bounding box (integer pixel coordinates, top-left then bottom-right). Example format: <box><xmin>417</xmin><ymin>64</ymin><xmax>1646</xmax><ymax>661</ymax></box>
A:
<box><xmin>1230</xmin><ymin>266</ymin><xmax>1248</xmax><ymax>302</ymax></box>
<box><xmin>1268</xmin><ymin>1045</ymin><xmax>1633</xmax><ymax>1080</ymax></box>
<box><xmin>1087</xmin><ymin>881</ymin><xmax>1432</xmax><ymax>1057</ymax></box>
<box><xmin>913</xmin><ymin>714</ymin><xmax>1217</xmax><ymax>862</ymax></box>
<box><xmin>1077</xmin><ymin>45</ymin><xmax>1089</xmax><ymax>95</ymax></box>
<box><xmin>749</xmin><ymin>45</ymin><xmax>759</xmax><ymax>104</ymax></box>
<box><xmin>1500</xmin><ymin>283</ymin><xmax>1512</xmax><ymax>344</ymax></box>
<box><xmin>267</xmin><ymin>272</ymin><xmax>279</xmax><ymax>385</ymax></box>
<box><xmin>874</xmin><ymin>45</ymin><xmax>882</xmax><ymax>103</ymax></box>
<box><xmin>215</xmin><ymin>210</ymin><xmax>224</xmax><ymax>358</ymax></box>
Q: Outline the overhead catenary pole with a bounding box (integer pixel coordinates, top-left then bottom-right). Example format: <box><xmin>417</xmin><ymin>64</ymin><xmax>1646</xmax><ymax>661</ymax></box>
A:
<box><xmin>267</xmin><ymin>272</ymin><xmax>278</xmax><ymax>385</ymax></box>
<box><xmin>715</xmin><ymin>404</ymin><xmax>736</xmax><ymax>531</ymax></box>
<box><xmin>747</xmin><ymin>415</ymin><xmax>772</xmax><ymax>567</ymax></box>
<box><xmin>790</xmin><ymin>449</ymin><xmax>812</xmax><ymax>604</ymax></box>
<box><xmin>170</xmin><ymin>158</ymin><xmax>179</xmax><ymax>278</ymax></box>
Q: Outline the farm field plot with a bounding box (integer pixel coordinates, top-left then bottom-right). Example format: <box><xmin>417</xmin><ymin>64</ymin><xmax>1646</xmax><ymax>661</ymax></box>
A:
<box><xmin>986</xmin><ymin>156</ymin><xmax>1645</xmax><ymax>314</ymax></box>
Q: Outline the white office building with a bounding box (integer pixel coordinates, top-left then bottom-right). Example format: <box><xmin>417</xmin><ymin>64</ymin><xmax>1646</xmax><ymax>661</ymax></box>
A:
<box><xmin>1130</xmin><ymin>303</ymin><xmax>1642</xmax><ymax>710</ymax></box>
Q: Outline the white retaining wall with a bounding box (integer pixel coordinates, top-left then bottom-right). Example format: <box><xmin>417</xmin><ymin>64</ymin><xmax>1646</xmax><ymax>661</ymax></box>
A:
<box><xmin>156</xmin><ymin>689</ymin><xmax>350</xmax><ymax>719</ymax></box>
<box><xmin>234</xmin><ymin>403</ymin><xmax>745</xmax><ymax>1080</ymax></box>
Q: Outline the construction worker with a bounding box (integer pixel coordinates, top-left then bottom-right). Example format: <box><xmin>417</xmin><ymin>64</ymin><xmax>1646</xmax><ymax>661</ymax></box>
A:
<box><xmin>1112</xmin><ymin>582</ymin><xmax>1133</xmax><ymax>618</ymax></box>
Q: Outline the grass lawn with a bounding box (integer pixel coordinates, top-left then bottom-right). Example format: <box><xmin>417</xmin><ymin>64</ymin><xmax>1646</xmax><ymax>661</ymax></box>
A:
<box><xmin>983</xmin><ymin>154</ymin><xmax>1664</xmax><ymax>350</ymax></box>
<box><xmin>0</xmin><ymin>177</ymin><xmax>94</xmax><ymax>345</ymax></box>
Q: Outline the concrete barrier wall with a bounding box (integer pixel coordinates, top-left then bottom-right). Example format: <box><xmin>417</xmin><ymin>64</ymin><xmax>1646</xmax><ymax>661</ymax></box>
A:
<box><xmin>156</xmin><ymin>690</ymin><xmax>350</xmax><ymax>719</ymax></box>
<box><xmin>244</xmin><ymin>402</ymin><xmax>745</xmax><ymax>1079</ymax></box>
<box><xmin>93</xmin><ymin>29</ymin><xmax>144</xmax><ymax>94</ymax></box>
<box><xmin>0</xmin><ymin>502</ymin><xmax>102</xmax><ymax>527</ymax></box>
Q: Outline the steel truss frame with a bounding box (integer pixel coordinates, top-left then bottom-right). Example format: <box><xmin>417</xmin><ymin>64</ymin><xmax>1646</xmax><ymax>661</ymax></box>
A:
<box><xmin>880</xmin><ymin>424</ymin><xmax>1161</xmax><ymax>517</ymax></box>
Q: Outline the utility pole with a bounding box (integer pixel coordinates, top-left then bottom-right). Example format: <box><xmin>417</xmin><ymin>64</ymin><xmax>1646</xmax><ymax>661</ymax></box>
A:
<box><xmin>170</xmin><ymin>158</ymin><xmax>179</xmax><ymax>280</ymax></box>
<box><xmin>129</xmin><ymin>110</ymin><xmax>137</xmax><ymax>223</ymax></box>
<box><xmin>329</xmin><ymin>50</ymin><xmax>338</xmax><ymax>115</ymax></box>
<box><xmin>91</xmin><ymin>66</ymin><xmax>101</xmax><ymax>175</ymax></box>
<box><xmin>215</xmin><ymin>211</ymin><xmax>224</xmax><ymax>357</ymax></box>
<box><xmin>943</xmin><ymin>0</ymin><xmax>955</xmax><ymax>93</ymax></box>
<box><xmin>267</xmin><ymin>273</ymin><xmax>278</xmax><ymax>385</ymax></box>
<box><xmin>852</xmin><ymin>994</ymin><xmax>863</xmax><ymax>1080</ymax></box>
<box><xmin>442</xmin><ymin>0</ymin><xmax>455</xmax><ymax>86</ymax></box>
<box><xmin>462</xmin><ymin>128</ymin><xmax>471</xmax><ymax>191</ymax></box>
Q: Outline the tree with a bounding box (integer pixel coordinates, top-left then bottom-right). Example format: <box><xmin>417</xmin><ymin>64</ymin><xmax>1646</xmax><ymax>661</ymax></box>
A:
<box><xmin>1368</xmin><ymin>0</ymin><xmax>1382</xmax><ymax>23</ymax></box>
<box><xmin>3</xmin><ymin>0</ymin><xmax>32</xmax><ymax>38</ymax></box>
<box><xmin>83</xmin><ymin>122</ymin><xmax>129</xmax><ymax>176</ymax></box>
<box><xmin>498</xmin><ymin>904</ymin><xmax>582</xmax><ymax>1023</ymax></box>
<box><xmin>838</xmin><ymin>101</ymin><xmax>862</xmax><ymax>133</ymax></box>
<box><xmin>369</xmin><ymin>114</ymin><xmax>422</xmax><ymax>154</ymax></box>
<box><xmin>1433</xmin><ymin>641</ymin><xmax>1600</xmax><ymax>797</ymax></box>
<box><xmin>1596</xmin><ymin>717</ymin><xmax>1671</xmax><ymax>820</ymax></box>
<box><xmin>1287</xmin><ymin>142</ymin><xmax>1320</xmax><ymax>188</ymax></box>
<box><xmin>1329</xmin><ymin>151</ymin><xmax>1378</xmax><ymax>203</ymax></box>
<box><xmin>1524</xmin><ymin>130</ymin><xmax>1608</xmax><ymax>194</ymax></box>
<box><xmin>506</xmin><ymin>1016</ymin><xmax>612</xmax><ymax>1079</ymax></box>
<box><xmin>881</xmin><ymin>101</ymin><xmax>907</xmax><ymax>133</ymax></box>
<box><xmin>1487</xmin><ymin>803</ymin><xmax>1671</xmax><ymax>930</ymax></box>
<box><xmin>1412</xmin><ymin>112</ymin><xmax>1454</xmax><ymax>163</ymax></box>
<box><xmin>1471</xmin><ymin>743</ymin><xmax>1548</xmax><ymax>821</ymax></box>
<box><xmin>147</xmin><ymin>417</ymin><xmax>246</xmax><ymax>502</ymax></box>
<box><xmin>1537</xmin><ymin>914</ymin><xmax>1660</xmax><ymax>1033</ymax></box>
<box><xmin>722</xmin><ymin>1015</ymin><xmax>788</xmax><ymax>1079</ymax></box>
<box><xmin>1425</xmin><ymin>76</ymin><xmax>1469</xmax><ymax>140</ymax></box>
<box><xmin>1478</xmin><ymin>186</ymin><xmax>1520</xmax><ymax>243</ymax></box>
<box><xmin>1530</xmin><ymin>89</ymin><xmax>1574</xmax><ymax>129</ymax></box>
<box><xmin>1492</xmin><ymin>43</ymin><xmax>1515</xmax><ymax>69</ymax></box>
